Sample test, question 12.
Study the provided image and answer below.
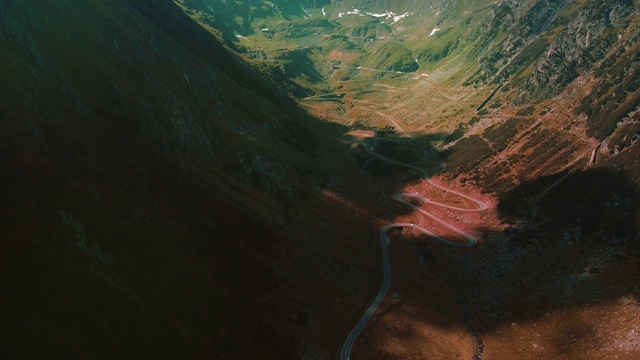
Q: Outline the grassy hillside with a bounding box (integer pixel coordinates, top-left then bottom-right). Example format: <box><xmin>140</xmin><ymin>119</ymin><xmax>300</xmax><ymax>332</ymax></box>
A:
<box><xmin>356</xmin><ymin>40</ymin><xmax>419</xmax><ymax>72</ymax></box>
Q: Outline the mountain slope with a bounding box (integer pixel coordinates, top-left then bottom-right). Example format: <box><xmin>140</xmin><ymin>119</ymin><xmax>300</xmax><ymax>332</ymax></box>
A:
<box><xmin>0</xmin><ymin>0</ymin><xmax>380</xmax><ymax>358</ymax></box>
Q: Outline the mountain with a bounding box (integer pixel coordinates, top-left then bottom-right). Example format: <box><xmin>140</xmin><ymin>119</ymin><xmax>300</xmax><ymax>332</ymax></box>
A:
<box><xmin>0</xmin><ymin>0</ymin><xmax>374</xmax><ymax>358</ymax></box>
<box><xmin>2</xmin><ymin>0</ymin><xmax>639</xmax><ymax>359</ymax></box>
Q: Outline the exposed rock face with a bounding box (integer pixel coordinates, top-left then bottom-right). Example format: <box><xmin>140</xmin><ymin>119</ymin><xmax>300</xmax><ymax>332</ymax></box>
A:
<box><xmin>517</xmin><ymin>1</ymin><xmax>636</xmax><ymax>102</ymax></box>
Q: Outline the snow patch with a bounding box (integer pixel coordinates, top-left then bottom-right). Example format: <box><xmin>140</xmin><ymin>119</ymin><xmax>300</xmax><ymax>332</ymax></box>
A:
<box><xmin>336</xmin><ymin>8</ymin><xmax>413</xmax><ymax>23</ymax></box>
<box><xmin>392</xmin><ymin>12</ymin><xmax>412</xmax><ymax>23</ymax></box>
<box><xmin>430</xmin><ymin>27</ymin><xmax>440</xmax><ymax>36</ymax></box>
<box><xmin>322</xmin><ymin>7</ymin><xmax>326</xmax><ymax>17</ymax></box>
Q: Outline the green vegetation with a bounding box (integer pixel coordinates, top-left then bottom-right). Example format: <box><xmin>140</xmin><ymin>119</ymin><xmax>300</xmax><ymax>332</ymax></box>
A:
<box><xmin>416</xmin><ymin>28</ymin><xmax>461</xmax><ymax>64</ymax></box>
<box><xmin>336</xmin><ymin>16</ymin><xmax>392</xmax><ymax>39</ymax></box>
<box><xmin>355</xmin><ymin>40</ymin><xmax>419</xmax><ymax>72</ymax></box>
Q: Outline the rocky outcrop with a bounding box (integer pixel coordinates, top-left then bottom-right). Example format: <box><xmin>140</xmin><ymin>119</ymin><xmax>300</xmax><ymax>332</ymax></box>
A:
<box><xmin>518</xmin><ymin>1</ymin><xmax>636</xmax><ymax>101</ymax></box>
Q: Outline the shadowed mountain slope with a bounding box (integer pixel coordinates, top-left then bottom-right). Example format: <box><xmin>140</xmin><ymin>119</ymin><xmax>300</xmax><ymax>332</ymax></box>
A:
<box><xmin>0</xmin><ymin>0</ymin><xmax>376</xmax><ymax>358</ymax></box>
<box><xmin>2</xmin><ymin>0</ymin><xmax>640</xmax><ymax>359</ymax></box>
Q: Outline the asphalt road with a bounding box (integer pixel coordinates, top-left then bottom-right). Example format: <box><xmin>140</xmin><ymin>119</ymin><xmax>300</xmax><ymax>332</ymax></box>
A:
<box><xmin>341</xmin><ymin>133</ymin><xmax>487</xmax><ymax>360</ymax></box>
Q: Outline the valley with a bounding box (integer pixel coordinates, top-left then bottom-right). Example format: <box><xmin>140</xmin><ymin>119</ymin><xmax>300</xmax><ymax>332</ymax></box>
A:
<box><xmin>2</xmin><ymin>0</ymin><xmax>640</xmax><ymax>359</ymax></box>
<box><xmin>180</xmin><ymin>1</ymin><xmax>640</xmax><ymax>358</ymax></box>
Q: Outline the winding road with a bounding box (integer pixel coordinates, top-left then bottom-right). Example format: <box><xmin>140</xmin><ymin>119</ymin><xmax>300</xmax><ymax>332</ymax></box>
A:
<box><xmin>341</xmin><ymin>117</ymin><xmax>487</xmax><ymax>360</ymax></box>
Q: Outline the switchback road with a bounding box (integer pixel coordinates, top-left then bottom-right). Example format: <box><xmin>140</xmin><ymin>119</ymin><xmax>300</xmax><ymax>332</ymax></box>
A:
<box><xmin>341</xmin><ymin>122</ymin><xmax>487</xmax><ymax>360</ymax></box>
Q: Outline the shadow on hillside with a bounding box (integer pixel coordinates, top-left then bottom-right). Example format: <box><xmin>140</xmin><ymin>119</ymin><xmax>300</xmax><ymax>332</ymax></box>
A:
<box><xmin>498</xmin><ymin>169</ymin><xmax>639</xmax><ymax>247</ymax></box>
<box><xmin>347</xmin><ymin>134</ymin><xmax>447</xmax><ymax>179</ymax></box>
